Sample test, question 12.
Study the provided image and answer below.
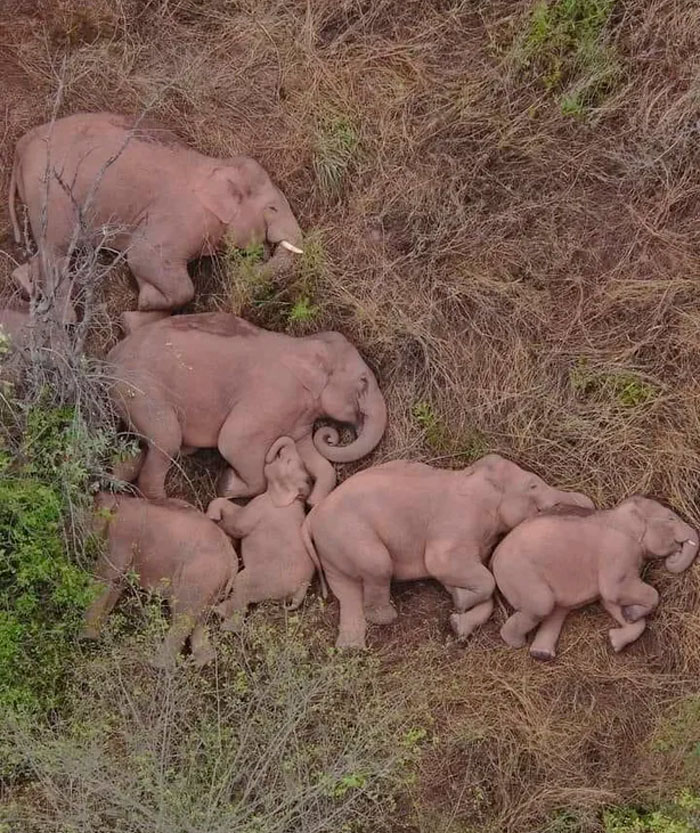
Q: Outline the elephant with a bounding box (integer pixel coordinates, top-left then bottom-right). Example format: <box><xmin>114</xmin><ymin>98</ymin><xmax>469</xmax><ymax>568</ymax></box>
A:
<box><xmin>492</xmin><ymin>496</ymin><xmax>699</xmax><ymax>660</ymax></box>
<box><xmin>206</xmin><ymin>436</ymin><xmax>321</xmax><ymax>630</ymax></box>
<box><xmin>9</xmin><ymin>112</ymin><xmax>304</xmax><ymax>323</ymax></box>
<box><xmin>82</xmin><ymin>492</ymin><xmax>239</xmax><ymax>669</ymax></box>
<box><xmin>106</xmin><ymin>312</ymin><xmax>387</xmax><ymax>505</ymax></box>
<box><xmin>301</xmin><ymin>453</ymin><xmax>594</xmax><ymax>648</ymax></box>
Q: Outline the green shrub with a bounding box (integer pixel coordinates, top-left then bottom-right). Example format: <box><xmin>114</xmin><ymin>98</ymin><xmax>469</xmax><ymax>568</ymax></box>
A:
<box><xmin>1</xmin><ymin>611</ymin><xmax>424</xmax><ymax>832</ymax></box>
<box><xmin>0</xmin><ymin>475</ymin><xmax>93</xmax><ymax>713</ymax></box>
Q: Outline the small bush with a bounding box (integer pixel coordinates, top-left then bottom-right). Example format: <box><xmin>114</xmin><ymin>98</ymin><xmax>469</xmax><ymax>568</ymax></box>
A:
<box><xmin>1</xmin><ymin>611</ymin><xmax>423</xmax><ymax>833</ymax></box>
<box><xmin>517</xmin><ymin>0</ymin><xmax>620</xmax><ymax>114</ymax></box>
<box><xmin>313</xmin><ymin>113</ymin><xmax>360</xmax><ymax>196</ymax></box>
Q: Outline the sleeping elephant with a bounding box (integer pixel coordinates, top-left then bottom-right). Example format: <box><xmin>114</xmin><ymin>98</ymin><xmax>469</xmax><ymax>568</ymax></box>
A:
<box><xmin>9</xmin><ymin>112</ymin><xmax>304</xmax><ymax>323</ymax></box>
<box><xmin>301</xmin><ymin>453</ymin><xmax>594</xmax><ymax>648</ymax></box>
<box><xmin>493</xmin><ymin>496</ymin><xmax>699</xmax><ymax>660</ymax></box>
<box><xmin>107</xmin><ymin>313</ymin><xmax>387</xmax><ymax>505</ymax></box>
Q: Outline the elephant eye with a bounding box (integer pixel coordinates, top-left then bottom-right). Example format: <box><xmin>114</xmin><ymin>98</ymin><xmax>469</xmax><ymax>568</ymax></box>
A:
<box><xmin>267</xmin><ymin>204</ymin><xmax>279</xmax><ymax>213</ymax></box>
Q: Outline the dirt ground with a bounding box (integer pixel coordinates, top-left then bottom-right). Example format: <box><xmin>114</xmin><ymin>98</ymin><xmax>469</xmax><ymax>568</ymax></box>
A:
<box><xmin>2</xmin><ymin>1</ymin><xmax>700</xmax><ymax>831</ymax></box>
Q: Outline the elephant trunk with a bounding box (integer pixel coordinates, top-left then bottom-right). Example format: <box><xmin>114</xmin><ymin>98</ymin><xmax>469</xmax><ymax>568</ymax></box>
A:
<box><xmin>263</xmin><ymin>206</ymin><xmax>304</xmax><ymax>278</ymax></box>
<box><xmin>313</xmin><ymin>376</ymin><xmax>387</xmax><ymax>463</ymax></box>
<box><xmin>665</xmin><ymin>525</ymin><xmax>699</xmax><ymax>573</ymax></box>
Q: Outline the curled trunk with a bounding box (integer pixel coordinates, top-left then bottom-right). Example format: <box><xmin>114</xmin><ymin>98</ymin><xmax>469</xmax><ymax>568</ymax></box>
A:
<box><xmin>665</xmin><ymin>527</ymin><xmax>699</xmax><ymax>573</ymax></box>
<box><xmin>313</xmin><ymin>376</ymin><xmax>387</xmax><ymax>463</ymax></box>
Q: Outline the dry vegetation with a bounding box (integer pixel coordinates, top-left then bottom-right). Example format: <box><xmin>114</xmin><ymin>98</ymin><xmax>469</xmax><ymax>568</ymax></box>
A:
<box><xmin>2</xmin><ymin>0</ymin><xmax>700</xmax><ymax>831</ymax></box>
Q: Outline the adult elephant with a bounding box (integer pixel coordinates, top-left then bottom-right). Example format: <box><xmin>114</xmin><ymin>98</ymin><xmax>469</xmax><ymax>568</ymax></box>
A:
<box><xmin>9</xmin><ymin>112</ymin><xmax>304</xmax><ymax>323</ymax></box>
<box><xmin>107</xmin><ymin>313</ymin><xmax>387</xmax><ymax>505</ymax></box>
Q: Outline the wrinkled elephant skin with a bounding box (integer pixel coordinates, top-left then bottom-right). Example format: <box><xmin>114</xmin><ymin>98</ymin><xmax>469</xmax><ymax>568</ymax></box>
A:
<box><xmin>302</xmin><ymin>453</ymin><xmax>594</xmax><ymax>649</ymax></box>
<box><xmin>493</xmin><ymin>495</ymin><xmax>699</xmax><ymax>660</ymax></box>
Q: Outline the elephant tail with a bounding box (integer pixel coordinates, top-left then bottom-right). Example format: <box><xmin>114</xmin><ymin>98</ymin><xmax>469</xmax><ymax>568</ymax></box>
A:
<box><xmin>9</xmin><ymin>157</ymin><xmax>20</xmax><ymax>245</ymax></box>
<box><xmin>301</xmin><ymin>510</ymin><xmax>328</xmax><ymax>600</ymax></box>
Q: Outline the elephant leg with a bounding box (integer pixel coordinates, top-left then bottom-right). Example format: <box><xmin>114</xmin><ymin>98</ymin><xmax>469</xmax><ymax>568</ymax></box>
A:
<box><xmin>81</xmin><ymin>582</ymin><xmax>123</xmax><ymax>639</ymax></box>
<box><xmin>286</xmin><ymin>580</ymin><xmax>311</xmax><ymax>611</ymax></box>
<box><xmin>363</xmin><ymin>576</ymin><xmax>397</xmax><ymax>625</ymax></box>
<box><xmin>190</xmin><ymin>621</ymin><xmax>217</xmax><ymax>667</ymax></box>
<box><xmin>219</xmin><ymin>569</ymin><xmax>253</xmax><ymax>633</ymax></box>
<box><xmin>150</xmin><ymin>611</ymin><xmax>196</xmax><ymax>670</ymax></box>
<box><xmin>529</xmin><ymin>606</ymin><xmax>569</xmax><ymax>660</ymax></box>
<box><xmin>119</xmin><ymin>310</ymin><xmax>170</xmax><ymax>335</ymax></box>
<box><xmin>500</xmin><ymin>611</ymin><xmax>546</xmax><ymax>649</ymax></box>
<box><xmin>618</xmin><ymin>580</ymin><xmax>659</xmax><ymax>622</ymax></box>
<box><xmin>127</xmin><ymin>242</ymin><xmax>194</xmax><ymax>312</ymax></box>
<box><xmin>296</xmin><ymin>434</ymin><xmax>336</xmax><ymax>506</ymax></box>
<box><xmin>426</xmin><ymin>550</ymin><xmax>495</xmax><ymax>640</ymax></box>
<box><xmin>325</xmin><ymin>565</ymin><xmax>367</xmax><ymax>649</ymax></box>
<box><xmin>12</xmin><ymin>261</ymin><xmax>33</xmax><ymax>297</ymax></box>
<box><xmin>81</xmin><ymin>544</ymin><xmax>131</xmax><ymax>638</ymax></box>
<box><xmin>133</xmin><ymin>407</ymin><xmax>182</xmax><ymax>499</ymax></box>
<box><xmin>217</xmin><ymin>413</ymin><xmax>268</xmax><ymax>499</ymax></box>
<box><xmin>602</xmin><ymin>600</ymin><xmax>646</xmax><ymax>653</ymax></box>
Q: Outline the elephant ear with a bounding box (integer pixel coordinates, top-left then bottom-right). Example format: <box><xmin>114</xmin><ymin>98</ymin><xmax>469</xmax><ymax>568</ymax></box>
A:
<box><xmin>279</xmin><ymin>344</ymin><xmax>331</xmax><ymax>400</ymax></box>
<box><xmin>197</xmin><ymin>167</ymin><xmax>244</xmax><ymax>225</ymax></box>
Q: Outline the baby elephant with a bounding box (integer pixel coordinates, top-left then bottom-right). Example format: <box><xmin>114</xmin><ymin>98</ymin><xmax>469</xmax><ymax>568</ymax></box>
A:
<box><xmin>82</xmin><ymin>492</ymin><xmax>238</xmax><ymax>669</ymax></box>
<box><xmin>302</xmin><ymin>453</ymin><xmax>593</xmax><ymax>649</ymax></box>
<box><xmin>206</xmin><ymin>436</ymin><xmax>317</xmax><ymax>630</ymax></box>
<box><xmin>493</xmin><ymin>496</ymin><xmax>699</xmax><ymax>660</ymax></box>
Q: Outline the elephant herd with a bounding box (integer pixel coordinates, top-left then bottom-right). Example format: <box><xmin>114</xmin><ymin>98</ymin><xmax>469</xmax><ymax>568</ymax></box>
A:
<box><xmin>2</xmin><ymin>111</ymin><xmax>698</xmax><ymax>669</ymax></box>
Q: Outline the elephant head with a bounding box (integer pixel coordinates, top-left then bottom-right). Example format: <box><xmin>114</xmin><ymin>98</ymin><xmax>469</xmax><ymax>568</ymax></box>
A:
<box><xmin>264</xmin><ymin>437</ymin><xmax>312</xmax><ymax>507</ymax></box>
<box><xmin>470</xmin><ymin>454</ymin><xmax>595</xmax><ymax>530</ymax></box>
<box><xmin>308</xmin><ymin>333</ymin><xmax>387</xmax><ymax>463</ymax></box>
<box><xmin>616</xmin><ymin>496</ymin><xmax>699</xmax><ymax>573</ymax></box>
<box><xmin>198</xmin><ymin>157</ymin><xmax>303</xmax><ymax>273</ymax></box>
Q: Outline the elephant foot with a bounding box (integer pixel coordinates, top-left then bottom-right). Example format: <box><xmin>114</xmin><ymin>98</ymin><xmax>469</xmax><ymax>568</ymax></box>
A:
<box><xmin>217</xmin><ymin>468</ymin><xmax>248</xmax><ymax>499</ymax></box>
<box><xmin>365</xmin><ymin>603</ymin><xmax>397</xmax><ymax>625</ymax></box>
<box><xmin>499</xmin><ymin>623</ymin><xmax>527</xmax><ymax>649</ymax></box>
<box><xmin>149</xmin><ymin>650</ymin><xmax>178</xmax><ymax>671</ymax></box>
<box><xmin>221</xmin><ymin>612</ymin><xmax>245</xmax><ymax>633</ymax></box>
<box><xmin>622</xmin><ymin>604</ymin><xmax>648</xmax><ymax>623</ymax></box>
<box><xmin>12</xmin><ymin>263</ymin><xmax>32</xmax><ymax>297</ymax></box>
<box><xmin>79</xmin><ymin>625</ymin><xmax>100</xmax><ymax>641</ymax></box>
<box><xmin>191</xmin><ymin>644</ymin><xmax>217</xmax><ymax>668</ymax></box>
<box><xmin>449</xmin><ymin>611</ymin><xmax>485</xmax><ymax>642</ymax></box>
<box><xmin>335</xmin><ymin>630</ymin><xmax>367</xmax><ymax>650</ymax></box>
<box><xmin>530</xmin><ymin>647</ymin><xmax>555</xmax><ymax>662</ymax></box>
<box><xmin>120</xmin><ymin>310</ymin><xmax>169</xmax><ymax>335</ymax></box>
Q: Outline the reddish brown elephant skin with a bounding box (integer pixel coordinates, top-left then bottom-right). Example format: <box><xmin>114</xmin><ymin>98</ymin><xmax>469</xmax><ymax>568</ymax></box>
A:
<box><xmin>106</xmin><ymin>313</ymin><xmax>387</xmax><ymax>505</ymax></box>
<box><xmin>492</xmin><ymin>496</ymin><xmax>699</xmax><ymax>660</ymax></box>
<box><xmin>9</xmin><ymin>112</ymin><xmax>303</xmax><ymax>321</ymax></box>
<box><xmin>82</xmin><ymin>492</ymin><xmax>239</xmax><ymax>669</ymax></box>
<box><xmin>302</xmin><ymin>453</ymin><xmax>594</xmax><ymax>649</ymax></box>
<box><xmin>206</xmin><ymin>436</ymin><xmax>318</xmax><ymax>629</ymax></box>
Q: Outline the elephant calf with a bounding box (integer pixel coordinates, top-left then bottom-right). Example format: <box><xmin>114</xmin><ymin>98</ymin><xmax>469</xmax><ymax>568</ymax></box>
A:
<box><xmin>206</xmin><ymin>437</ymin><xmax>319</xmax><ymax>629</ymax></box>
<box><xmin>492</xmin><ymin>496</ymin><xmax>699</xmax><ymax>660</ymax></box>
<box><xmin>302</xmin><ymin>453</ymin><xmax>593</xmax><ymax>648</ymax></box>
<box><xmin>82</xmin><ymin>492</ymin><xmax>239</xmax><ymax>669</ymax></box>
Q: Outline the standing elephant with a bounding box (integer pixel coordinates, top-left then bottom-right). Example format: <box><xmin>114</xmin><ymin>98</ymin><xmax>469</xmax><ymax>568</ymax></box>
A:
<box><xmin>206</xmin><ymin>436</ymin><xmax>319</xmax><ymax>630</ymax></box>
<box><xmin>493</xmin><ymin>496</ymin><xmax>698</xmax><ymax>660</ymax></box>
<box><xmin>107</xmin><ymin>313</ymin><xmax>387</xmax><ymax>505</ymax></box>
<box><xmin>301</xmin><ymin>454</ymin><xmax>594</xmax><ymax>648</ymax></box>
<box><xmin>82</xmin><ymin>492</ymin><xmax>239</xmax><ymax>669</ymax></box>
<box><xmin>9</xmin><ymin>112</ymin><xmax>304</xmax><ymax>323</ymax></box>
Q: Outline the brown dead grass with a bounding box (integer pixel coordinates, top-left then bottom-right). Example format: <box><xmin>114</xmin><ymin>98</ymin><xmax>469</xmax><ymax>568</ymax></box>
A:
<box><xmin>2</xmin><ymin>0</ymin><xmax>700</xmax><ymax>830</ymax></box>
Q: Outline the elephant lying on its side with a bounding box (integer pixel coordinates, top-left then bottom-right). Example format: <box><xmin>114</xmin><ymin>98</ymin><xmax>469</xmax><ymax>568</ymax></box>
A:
<box><xmin>9</xmin><ymin>112</ymin><xmax>304</xmax><ymax>323</ymax></box>
<box><xmin>493</xmin><ymin>496</ymin><xmax>699</xmax><ymax>660</ymax></box>
<box><xmin>107</xmin><ymin>313</ymin><xmax>387</xmax><ymax>505</ymax></box>
<box><xmin>82</xmin><ymin>492</ymin><xmax>239</xmax><ymax>668</ymax></box>
<box><xmin>207</xmin><ymin>436</ymin><xmax>320</xmax><ymax>630</ymax></box>
<box><xmin>302</xmin><ymin>454</ymin><xmax>594</xmax><ymax>648</ymax></box>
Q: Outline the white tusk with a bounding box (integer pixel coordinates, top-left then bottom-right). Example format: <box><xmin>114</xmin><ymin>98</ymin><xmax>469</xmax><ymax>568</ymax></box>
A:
<box><xmin>687</xmin><ymin>539</ymin><xmax>698</xmax><ymax>546</ymax></box>
<box><xmin>280</xmin><ymin>240</ymin><xmax>303</xmax><ymax>254</ymax></box>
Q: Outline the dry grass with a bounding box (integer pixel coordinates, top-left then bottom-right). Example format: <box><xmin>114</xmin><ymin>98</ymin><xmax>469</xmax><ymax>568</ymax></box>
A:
<box><xmin>2</xmin><ymin>0</ymin><xmax>700</xmax><ymax>830</ymax></box>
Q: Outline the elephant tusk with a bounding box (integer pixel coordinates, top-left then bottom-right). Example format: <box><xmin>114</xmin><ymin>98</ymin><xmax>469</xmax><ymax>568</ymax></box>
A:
<box><xmin>280</xmin><ymin>240</ymin><xmax>304</xmax><ymax>254</ymax></box>
<box><xmin>687</xmin><ymin>539</ymin><xmax>698</xmax><ymax>546</ymax></box>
